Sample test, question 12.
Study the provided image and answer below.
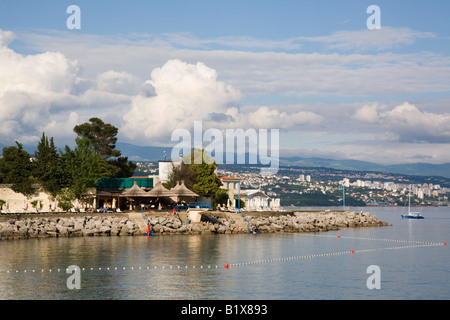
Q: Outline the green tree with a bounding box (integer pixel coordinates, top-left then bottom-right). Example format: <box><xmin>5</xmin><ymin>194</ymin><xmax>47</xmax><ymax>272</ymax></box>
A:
<box><xmin>73</xmin><ymin>117</ymin><xmax>121</xmax><ymax>160</ymax></box>
<box><xmin>213</xmin><ymin>188</ymin><xmax>229</xmax><ymax>207</ymax></box>
<box><xmin>60</xmin><ymin>138</ymin><xmax>102</xmax><ymax>199</ymax></box>
<box><xmin>34</xmin><ymin>133</ymin><xmax>62</xmax><ymax>197</ymax></box>
<box><xmin>185</xmin><ymin>149</ymin><xmax>222</xmax><ymax>195</ymax></box>
<box><xmin>107</xmin><ymin>157</ymin><xmax>137</xmax><ymax>178</ymax></box>
<box><xmin>164</xmin><ymin>149</ymin><xmax>222</xmax><ymax>196</ymax></box>
<box><xmin>0</xmin><ymin>142</ymin><xmax>37</xmax><ymax>197</ymax></box>
<box><xmin>164</xmin><ymin>161</ymin><xmax>197</xmax><ymax>190</ymax></box>
<box><xmin>73</xmin><ymin>117</ymin><xmax>135</xmax><ymax>178</ymax></box>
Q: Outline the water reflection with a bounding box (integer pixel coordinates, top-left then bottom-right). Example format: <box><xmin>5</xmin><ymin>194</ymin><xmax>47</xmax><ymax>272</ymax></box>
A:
<box><xmin>0</xmin><ymin>235</ymin><xmax>227</xmax><ymax>299</ymax></box>
<box><xmin>1</xmin><ymin>207</ymin><xmax>449</xmax><ymax>300</ymax></box>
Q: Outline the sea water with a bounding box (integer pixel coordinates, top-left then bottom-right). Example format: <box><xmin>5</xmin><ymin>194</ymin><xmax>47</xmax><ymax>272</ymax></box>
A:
<box><xmin>0</xmin><ymin>207</ymin><xmax>448</xmax><ymax>300</ymax></box>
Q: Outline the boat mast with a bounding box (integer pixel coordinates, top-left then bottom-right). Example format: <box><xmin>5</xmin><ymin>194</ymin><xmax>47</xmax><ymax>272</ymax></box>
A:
<box><xmin>408</xmin><ymin>185</ymin><xmax>411</xmax><ymax>214</ymax></box>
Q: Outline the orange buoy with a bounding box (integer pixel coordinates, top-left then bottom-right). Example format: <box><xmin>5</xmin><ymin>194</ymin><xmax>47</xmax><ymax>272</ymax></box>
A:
<box><xmin>224</xmin><ymin>263</ymin><xmax>229</xmax><ymax>269</ymax></box>
<box><xmin>350</xmin><ymin>249</ymin><xmax>354</xmax><ymax>254</ymax></box>
<box><xmin>337</xmin><ymin>235</ymin><xmax>340</xmax><ymax>238</ymax></box>
<box><xmin>444</xmin><ymin>241</ymin><xmax>447</xmax><ymax>246</ymax></box>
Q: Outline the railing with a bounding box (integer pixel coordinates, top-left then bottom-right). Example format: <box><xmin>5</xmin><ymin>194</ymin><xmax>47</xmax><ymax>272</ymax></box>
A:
<box><xmin>174</xmin><ymin>202</ymin><xmax>212</xmax><ymax>211</ymax></box>
<box><xmin>141</xmin><ymin>207</ymin><xmax>153</xmax><ymax>236</ymax></box>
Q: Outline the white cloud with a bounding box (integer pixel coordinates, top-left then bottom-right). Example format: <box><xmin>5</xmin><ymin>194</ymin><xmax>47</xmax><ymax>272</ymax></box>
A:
<box><xmin>0</xmin><ymin>30</ymin><xmax>15</xmax><ymax>47</ymax></box>
<box><xmin>16</xmin><ymin>134</ymin><xmax>40</xmax><ymax>145</ymax></box>
<box><xmin>353</xmin><ymin>102</ymin><xmax>450</xmax><ymax>143</ymax></box>
<box><xmin>38</xmin><ymin>111</ymin><xmax>80</xmax><ymax>141</ymax></box>
<box><xmin>2</xmin><ymin>28</ymin><xmax>450</xmax><ymax>165</ymax></box>
<box><xmin>352</xmin><ymin>103</ymin><xmax>383</xmax><ymax>123</ymax></box>
<box><xmin>96</xmin><ymin>70</ymin><xmax>143</xmax><ymax>95</ymax></box>
<box><xmin>159</xmin><ymin>32</ymin><xmax>302</xmax><ymax>51</ymax></box>
<box><xmin>18</xmin><ymin>29</ymin><xmax>450</xmax><ymax>99</ymax></box>
<box><xmin>231</xmin><ymin>106</ymin><xmax>323</xmax><ymax>129</ymax></box>
<box><xmin>299</xmin><ymin>27</ymin><xmax>436</xmax><ymax>51</ymax></box>
<box><xmin>0</xmin><ymin>30</ymin><xmax>138</xmax><ymax>145</ymax></box>
<box><xmin>121</xmin><ymin>59</ymin><xmax>324</xmax><ymax>144</ymax></box>
<box><xmin>0</xmin><ymin>30</ymin><xmax>81</xmax><ymax>143</ymax></box>
<box><xmin>121</xmin><ymin>59</ymin><xmax>242</xmax><ymax>143</ymax></box>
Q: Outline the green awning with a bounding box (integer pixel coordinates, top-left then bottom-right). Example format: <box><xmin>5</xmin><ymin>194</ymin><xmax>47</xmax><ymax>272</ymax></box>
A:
<box><xmin>96</xmin><ymin>178</ymin><xmax>153</xmax><ymax>189</ymax></box>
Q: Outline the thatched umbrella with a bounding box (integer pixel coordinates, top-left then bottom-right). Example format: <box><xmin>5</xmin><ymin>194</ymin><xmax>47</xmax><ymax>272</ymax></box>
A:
<box><xmin>144</xmin><ymin>182</ymin><xmax>177</xmax><ymax>210</ymax></box>
<box><xmin>121</xmin><ymin>181</ymin><xmax>149</xmax><ymax>197</ymax></box>
<box><xmin>170</xmin><ymin>181</ymin><xmax>199</xmax><ymax>202</ymax></box>
<box><xmin>146</xmin><ymin>182</ymin><xmax>174</xmax><ymax>197</ymax></box>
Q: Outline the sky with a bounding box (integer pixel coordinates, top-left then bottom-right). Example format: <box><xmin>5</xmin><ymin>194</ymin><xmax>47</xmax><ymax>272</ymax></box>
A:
<box><xmin>0</xmin><ymin>0</ymin><xmax>450</xmax><ymax>165</ymax></box>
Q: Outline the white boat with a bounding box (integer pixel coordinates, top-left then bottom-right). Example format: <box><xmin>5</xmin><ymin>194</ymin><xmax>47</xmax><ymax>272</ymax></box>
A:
<box><xmin>401</xmin><ymin>186</ymin><xmax>424</xmax><ymax>219</ymax></box>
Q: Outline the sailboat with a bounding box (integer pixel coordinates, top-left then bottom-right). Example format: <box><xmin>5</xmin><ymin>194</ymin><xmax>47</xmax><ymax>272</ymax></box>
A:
<box><xmin>401</xmin><ymin>186</ymin><xmax>424</xmax><ymax>219</ymax></box>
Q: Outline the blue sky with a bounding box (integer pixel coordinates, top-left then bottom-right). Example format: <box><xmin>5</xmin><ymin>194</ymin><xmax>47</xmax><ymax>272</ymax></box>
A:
<box><xmin>1</xmin><ymin>0</ymin><xmax>450</xmax><ymax>165</ymax></box>
<box><xmin>1</xmin><ymin>1</ymin><xmax>449</xmax><ymax>39</ymax></box>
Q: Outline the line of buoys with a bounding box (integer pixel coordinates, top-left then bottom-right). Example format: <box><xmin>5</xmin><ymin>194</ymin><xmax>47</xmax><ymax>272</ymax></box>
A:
<box><xmin>227</xmin><ymin>250</ymin><xmax>351</xmax><ymax>268</ymax></box>
<box><xmin>0</xmin><ymin>264</ymin><xmax>221</xmax><ymax>274</ymax></box>
<box><xmin>2</xmin><ymin>239</ymin><xmax>445</xmax><ymax>274</ymax></box>
<box><xmin>306</xmin><ymin>234</ymin><xmax>443</xmax><ymax>246</ymax></box>
<box><xmin>227</xmin><ymin>240</ymin><xmax>446</xmax><ymax>269</ymax></box>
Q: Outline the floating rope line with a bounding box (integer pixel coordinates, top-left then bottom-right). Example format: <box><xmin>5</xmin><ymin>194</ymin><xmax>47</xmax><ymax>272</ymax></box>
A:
<box><xmin>228</xmin><ymin>250</ymin><xmax>351</xmax><ymax>268</ymax></box>
<box><xmin>1</xmin><ymin>236</ymin><xmax>445</xmax><ymax>274</ymax></box>
<box><xmin>0</xmin><ymin>265</ymin><xmax>221</xmax><ymax>274</ymax></box>
<box><xmin>302</xmin><ymin>233</ymin><xmax>444</xmax><ymax>246</ymax></box>
<box><xmin>227</xmin><ymin>242</ymin><xmax>445</xmax><ymax>268</ymax></box>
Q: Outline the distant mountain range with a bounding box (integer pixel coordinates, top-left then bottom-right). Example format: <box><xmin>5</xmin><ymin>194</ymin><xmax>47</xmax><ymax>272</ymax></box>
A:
<box><xmin>278</xmin><ymin>156</ymin><xmax>450</xmax><ymax>179</ymax></box>
<box><xmin>2</xmin><ymin>141</ymin><xmax>450</xmax><ymax>178</ymax></box>
<box><xmin>116</xmin><ymin>142</ymin><xmax>450</xmax><ymax>179</ymax></box>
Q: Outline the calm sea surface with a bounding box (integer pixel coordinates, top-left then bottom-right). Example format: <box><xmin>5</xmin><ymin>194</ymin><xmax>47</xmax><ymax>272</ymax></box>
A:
<box><xmin>0</xmin><ymin>207</ymin><xmax>448</xmax><ymax>300</ymax></box>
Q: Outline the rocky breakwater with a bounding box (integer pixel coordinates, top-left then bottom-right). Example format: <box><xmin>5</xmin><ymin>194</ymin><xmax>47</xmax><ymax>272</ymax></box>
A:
<box><xmin>0</xmin><ymin>215</ymin><xmax>140</xmax><ymax>240</ymax></box>
<box><xmin>0</xmin><ymin>210</ymin><xmax>390</xmax><ymax>240</ymax></box>
<box><xmin>148</xmin><ymin>209</ymin><xmax>390</xmax><ymax>235</ymax></box>
<box><xmin>247</xmin><ymin>210</ymin><xmax>390</xmax><ymax>233</ymax></box>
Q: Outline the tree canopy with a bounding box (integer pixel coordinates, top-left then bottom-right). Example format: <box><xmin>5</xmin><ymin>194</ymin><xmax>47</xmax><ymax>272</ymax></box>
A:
<box><xmin>0</xmin><ymin>118</ymin><xmax>135</xmax><ymax>201</ymax></box>
<box><xmin>165</xmin><ymin>148</ymin><xmax>222</xmax><ymax>196</ymax></box>
<box><xmin>73</xmin><ymin>117</ymin><xmax>121</xmax><ymax>160</ymax></box>
<box><xmin>34</xmin><ymin>133</ymin><xmax>62</xmax><ymax>197</ymax></box>
<box><xmin>0</xmin><ymin>142</ymin><xmax>36</xmax><ymax>197</ymax></box>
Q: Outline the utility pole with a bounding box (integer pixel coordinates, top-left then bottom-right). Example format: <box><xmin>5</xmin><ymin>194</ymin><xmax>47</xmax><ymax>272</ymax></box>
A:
<box><xmin>237</xmin><ymin>180</ymin><xmax>241</xmax><ymax>213</ymax></box>
<box><xmin>339</xmin><ymin>181</ymin><xmax>346</xmax><ymax>209</ymax></box>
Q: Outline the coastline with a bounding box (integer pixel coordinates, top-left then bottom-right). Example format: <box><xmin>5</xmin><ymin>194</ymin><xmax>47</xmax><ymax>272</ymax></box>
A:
<box><xmin>0</xmin><ymin>209</ymin><xmax>390</xmax><ymax>241</ymax></box>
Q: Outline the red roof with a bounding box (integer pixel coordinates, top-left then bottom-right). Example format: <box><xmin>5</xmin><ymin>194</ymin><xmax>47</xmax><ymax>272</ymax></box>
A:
<box><xmin>217</xmin><ymin>175</ymin><xmax>240</xmax><ymax>180</ymax></box>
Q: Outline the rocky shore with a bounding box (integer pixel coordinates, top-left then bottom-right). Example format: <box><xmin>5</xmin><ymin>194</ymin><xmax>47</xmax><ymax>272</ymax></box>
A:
<box><xmin>0</xmin><ymin>210</ymin><xmax>390</xmax><ymax>240</ymax></box>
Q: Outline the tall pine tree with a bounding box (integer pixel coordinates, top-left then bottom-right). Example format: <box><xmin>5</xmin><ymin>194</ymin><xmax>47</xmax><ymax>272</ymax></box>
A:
<box><xmin>60</xmin><ymin>137</ymin><xmax>103</xmax><ymax>199</ymax></box>
<box><xmin>0</xmin><ymin>142</ymin><xmax>36</xmax><ymax>197</ymax></box>
<box><xmin>34</xmin><ymin>133</ymin><xmax>62</xmax><ymax>197</ymax></box>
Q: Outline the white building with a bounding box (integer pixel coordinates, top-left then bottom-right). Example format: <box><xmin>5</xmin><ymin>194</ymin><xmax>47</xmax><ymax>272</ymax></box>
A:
<box><xmin>0</xmin><ymin>184</ymin><xmax>55</xmax><ymax>213</ymax></box>
<box><xmin>217</xmin><ymin>175</ymin><xmax>280</xmax><ymax>211</ymax></box>
<box><xmin>342</xmin><ymin>178</ymin><xmax>350</xmax><ymax>188</ymax></box>
<box><xmin>158</xmin><ymin>158</ymin><xmax>182</xmax><ymax>183</ymax></box>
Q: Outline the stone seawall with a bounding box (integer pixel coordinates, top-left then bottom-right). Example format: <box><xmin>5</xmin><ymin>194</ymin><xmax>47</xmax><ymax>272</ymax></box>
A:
<box><xmin>0</xmin><ymin>213</ymin><xmax>141</xmax><ymax>240</ymax></box>
<box><xmin>0</xmin><ymin>210</ymin><xmax>390</xmax><ymax>240</ymax></box>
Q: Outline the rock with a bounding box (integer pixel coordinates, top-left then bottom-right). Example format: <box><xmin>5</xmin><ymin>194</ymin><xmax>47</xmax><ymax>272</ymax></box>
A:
<box><xmin>270</xmin><ymin>223</ymin><xmax>283</xmax><ymax>230</ymax></box>
<box><xmin>0</xmin><ymin>208</ymin><xmax>390</xmax><ymax>240</ymax></box>
<box><xmin>82</xmin><ymin>228</ymin><xmax>95</xmax><ymax>236</ymax></box>
<box><xmin>99</xmin><ymin>225</ymin><xmax>111</xmax><ymax>235</ymax></box>
<box><xmin>119</xmin><ymin>225</ymin><xmax>131</xmax><ymax>235</ymax></box>
<box><xmin>191</xmin><ymin>223</ymin><xmax>204</xmax><ymax>233</ymax></box>
<box><xmin>45</xmin><ymin>224</ymin><xmax>57</xmax><ymax>233</ymax></box>
<box><xmin>56</xmin><ymin>224</ymin><xmax>69</xmax><ymax>236</ymax></box>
